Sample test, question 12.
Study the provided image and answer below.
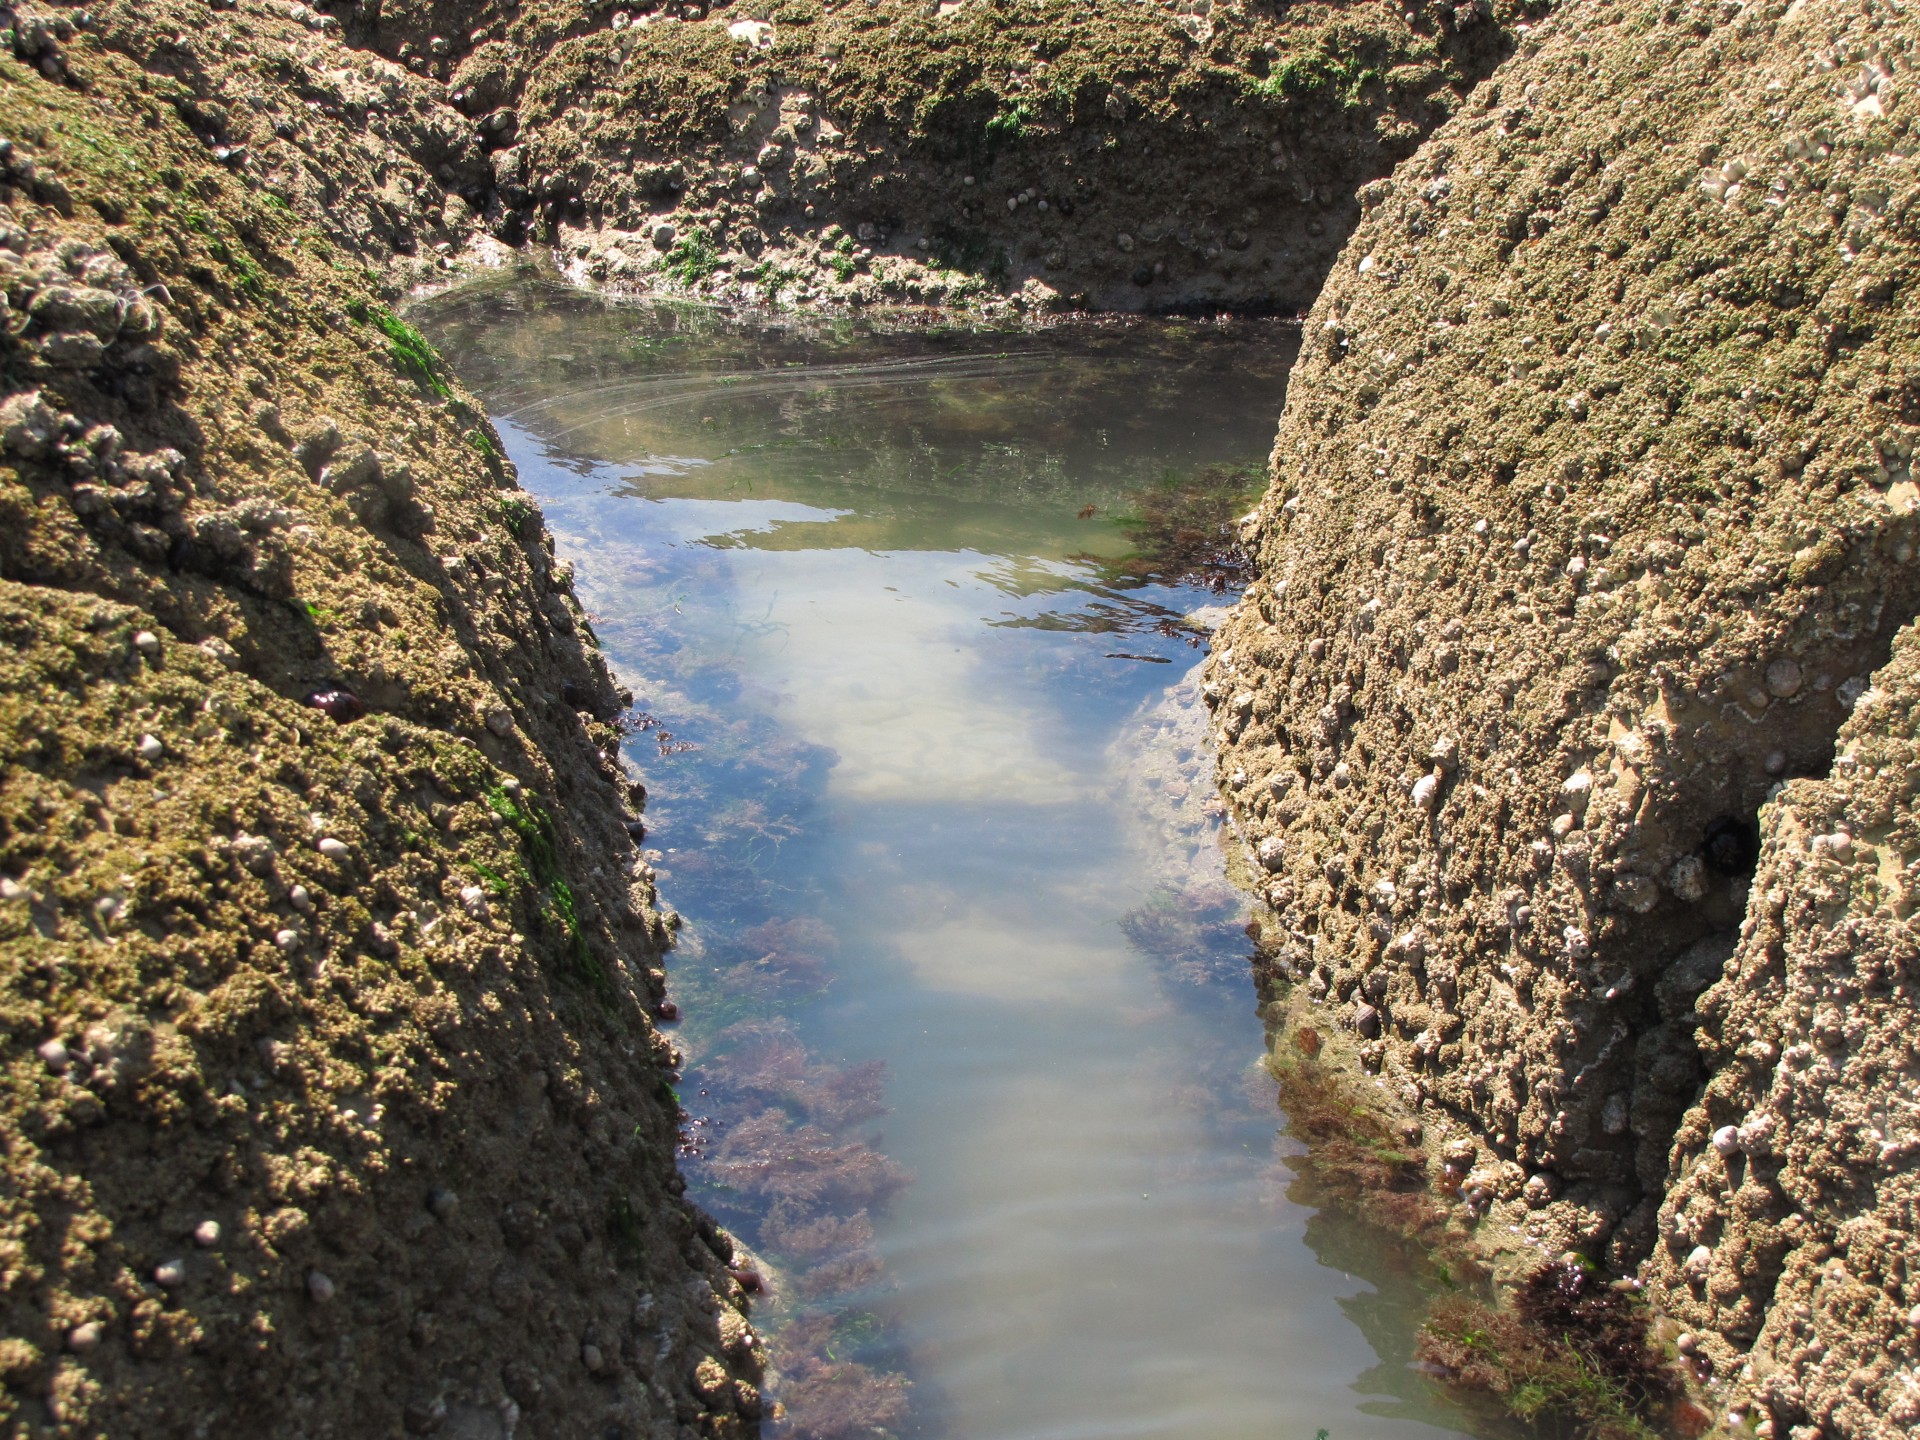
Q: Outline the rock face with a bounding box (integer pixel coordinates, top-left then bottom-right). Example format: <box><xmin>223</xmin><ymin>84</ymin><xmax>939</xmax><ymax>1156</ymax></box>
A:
<box><xmin>351</xmin><ymin>0</ymin><xmax>1538</xmax><ymax>311</ymax></box>
<box><xmin>0</xmin><ymin>16</ymin><xmax>757</xmax><ymax>1440</ymax></box>
<box><xmin>1207</xmin><ymin>0</ymin><xmax>1920</xmax><ymax>1432</ymax></box>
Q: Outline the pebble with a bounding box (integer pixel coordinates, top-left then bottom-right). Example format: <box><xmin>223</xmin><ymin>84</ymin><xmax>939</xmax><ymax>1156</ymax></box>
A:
<box><xmin>581</xmin><ymin>1342</ymin><xmax>606</xmax><ymax>1373</ymax></box>
<box><xmin>67</xmin><ymin>1321</ymin><xmax>103</xmax><ymax>1353</ymax></box>
<box><xmin>38</xmin><ymin>1037</ymin><xmax>70</xmax><ymax>1072</ymax></box>
<box><xmin>427</xmin><ymin>1186</ymin><xmax>459</xmax><ymax>1220</ymax></box>
<box><xmin>317</xmin><ymin>837</ymin><xmax>350</xmax><ymax>860</ymax></box>
<box><xmin>133</xmin><ymin>629</ymin><xmax>160</xmax><ymax>656</ymax></box>
<box><xmin>274</xmin><ymin>928</ymin><xmax>301</xmax><ymax>951</ymax></box>
<box><xmin>1711</xmin><ymin>1124</ymin><xmax>1741</xmax><ymax>1157</ymax></box>
<box><xmin>1255</xmin><ymin>835</ymin><xmax>1285</xmax><ymax>872</ymax></box>
<box><xmin>1677</xmin><ymin>1331</ymin><xmax>1698</xmax><ymax>1355</ymax></box>
<box><xmin>1908</xmin><ymin>1303</ymin><xmax>1920</xmax><ymax>1330</ymax></box>
<box><xmin>194</xmin><ymin>1220</ymin><xmax>222</xmax><ymax>1248</ymax></box>
<box><xmin>1764</xmin><ymin>749</ymin><xmax>1787</xmax><ymax>775</ymax></box>
<box><xmin>485</xmin><ymin>707</ymin><xmax>514</xmax><ymax>737</ymax></box>
<box><xmin>1765</xmin><ymin>657</ymin><xmax>1803</xmax><ymax>698</ymax></box>
<box><xmin>289</xmin><ymin>884</ymin><xmax>314</xmax><ymax>914</ymax></box>
<box><xmin>1410</xmin><ymin>773</ymin><xmax>1439</xmax><ymax>809</ymax></box>
<box><xmin>307</xmin><ymin>1269</ymin><xmax>337</xmax><ymax>1303</ymax></box>
<box><xmin>153</xmin><ymin>1259</ymin><xmax>186</xmax><ymax>1288</ymax></box>
<box><xmin>137</xmin><ymin>733</ymin><xmax>165</xmax><ymax>761</ymax></box>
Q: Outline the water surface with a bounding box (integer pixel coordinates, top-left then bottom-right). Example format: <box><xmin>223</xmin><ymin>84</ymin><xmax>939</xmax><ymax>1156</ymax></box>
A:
<box><xmin>420</xmin><ymin>281</ymin><xmax>1481</xmax><ymax>1440</ymax></box>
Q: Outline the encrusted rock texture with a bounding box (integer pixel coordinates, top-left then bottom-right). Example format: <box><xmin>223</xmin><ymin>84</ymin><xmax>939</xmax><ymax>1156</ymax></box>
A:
<box><xmin>326</xmin><ymin>0</ymin><xmax>1536</xmax><ymax>312</ymax></box>
<box><xmin>0</xmin><ymin>10</ymin><xmax>761</xmax><ymax>1439</ymax></box>
<box><xmin>1207</xmin><ymin>0</ymin><xmax>1920</xmax><ymax>1434</ymax></box>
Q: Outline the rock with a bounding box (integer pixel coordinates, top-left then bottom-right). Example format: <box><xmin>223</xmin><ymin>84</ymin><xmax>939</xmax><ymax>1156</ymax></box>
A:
<box><xmin>1710</xmin><ymin>1125</ymin><xmax>1740</xmax><ymax>1158</ymax></box>
<box><xmin>200</xmin><ymin>636</ymin><xmax>242</xmax><ymax>669</ymax></box>
<box><xmin>153</xmin><ymin>1259</ymin><xmax>186</xmax><ymax>1287</ymax></box>
<box><xmin>37</xmin><ymin>1038</ymin><xmax>69</xmax><ymax>1072</ymax></box>
<box><xmin>137</xmin><ymin>733</ymin><xmax>165</xmax><ymax>761</ymax></box>
<box><xmin>485</xmin><ymin>707</ymin><xmax>514</xmax><ymax>737</ymax></box>
<box><xmin>1667</xmin><ymin>855</ymin><xmax>1709</xmax><ymax>903</ymax></box>
<box><xmin>0</xmin><ymin>389</ymin><xmax>61</xmax><ymax>457</ymax></box>
<box><xmin>66</xmin><ymin>1321</ymin><xmax>103</xmax><ymax>1354</ymax></box>
<box><xmin>232</xmin><ymin>833</ymin><xmax>276</xmax><ymax>874</ymax></box>
<box><xmin>194</xmin><ymin>1220</ymin><xmax>222</xmax><ymax>1248</ymax></box>
<box><xmin>133</xmin><ymin>629</ymin><xmax>160</xmax><ymax>657</ymax></box>
<box><xmin>307</xmin><ymin>1270</ymin><xmax>336</xmax><ymax>1303</ymax></box>
<box><xmin>316</xmin><ymin>837</ymin><xmax>350</xmax><ymax>860</ymax></box>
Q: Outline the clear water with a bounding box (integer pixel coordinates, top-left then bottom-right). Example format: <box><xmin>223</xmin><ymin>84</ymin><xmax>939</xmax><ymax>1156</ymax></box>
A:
<box><xmin>419</xmin><ymin>281</ymin><xmax>1482</xmax><ymax>1440</ymax></box>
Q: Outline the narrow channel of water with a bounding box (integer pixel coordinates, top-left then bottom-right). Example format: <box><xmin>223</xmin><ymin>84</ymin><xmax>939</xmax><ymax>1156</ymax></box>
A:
<box><xmin>419</xmin><ymin>280</ymin><xmax>1483</xmax><ymax>1440</ymax></box>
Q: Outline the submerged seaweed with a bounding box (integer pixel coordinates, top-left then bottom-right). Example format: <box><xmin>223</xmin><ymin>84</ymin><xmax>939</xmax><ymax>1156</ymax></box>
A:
<box><xmin>1420</xmin><ymin>1258</ymin><xmax>1676</xmax><ymax>1440</ymax></box>
<box><xmin>1268</xmin><ymin>1041</ymin><xmax>1682</xmax><ymax>1440</ymax></box>
<box><xmin>1100</xmin><ymin>460</ymin><xmax>1266</xmax><ymax>592</ymax></box>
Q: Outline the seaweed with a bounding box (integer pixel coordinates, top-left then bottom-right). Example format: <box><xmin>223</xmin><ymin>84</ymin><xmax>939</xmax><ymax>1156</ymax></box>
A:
<box><xmin>1270</xmin><ymin>1042</ymin><xmax>1682</xmax><ymax>1440</ymax></box>
<box><xmin>484</xmin><ymin>786</ymin><xmax>607</xmax><ymax>992</ymax></box>
<box><xmin>1099</xmin><ymin>461</ymin><xmax>1265</xmax><ymax>592</ymax></box>
<box><xmin>1420</xmin><ymin>1258</ymin><xmax>1675</xmax><ymax>1440</ymax></box>
<box><xmin>354</xmin><ymin>303</ymin><xmax>454</xmax><ymax>400</ymax></box>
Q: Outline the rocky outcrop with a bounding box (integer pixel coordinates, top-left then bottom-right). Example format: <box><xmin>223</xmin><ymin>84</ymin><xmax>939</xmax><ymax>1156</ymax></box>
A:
<box><xmin>344</xmin><ymin>0</ymin><xmax>1538</xmax><ymax>312</ymax></box>
<box><xmin>0</xmin><ymin>15</ymin><xmax>759</xmax><ymax>1440</ymax></box>
<box><xmin>1207</xmin><ymin>0</ymin><xmax>1920</xmax><ymax>1433</ymax></box>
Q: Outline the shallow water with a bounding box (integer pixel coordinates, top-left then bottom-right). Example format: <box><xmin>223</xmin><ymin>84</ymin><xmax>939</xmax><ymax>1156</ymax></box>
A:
<box><xmin>420</xmin><ymin>281</ymin><xmax>1483</xmax><ymax>1440</ymax></box>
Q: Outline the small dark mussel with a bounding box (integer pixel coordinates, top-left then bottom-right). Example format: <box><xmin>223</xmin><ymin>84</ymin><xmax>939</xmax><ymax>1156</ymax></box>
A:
<box><xmin>304</xmin><ymin>688</ymin><xmax>367</xmax><ymax>723</ymax></box>
<box><xmin>625</xmin><ymin>819</ymin><xmax>647</xmax><ymax>842</ymax></box>
<box><xmin>654</xmin><ymin>999</ymin><xmax>680</xmax><ymax>1022</ymax></box>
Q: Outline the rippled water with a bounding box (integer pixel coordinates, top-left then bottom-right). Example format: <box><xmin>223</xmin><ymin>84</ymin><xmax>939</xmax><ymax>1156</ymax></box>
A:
<box><xmin>419</xmin><ymin>280</ymin><xmax>1483</xmax><ymax>1440</ymax></box>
